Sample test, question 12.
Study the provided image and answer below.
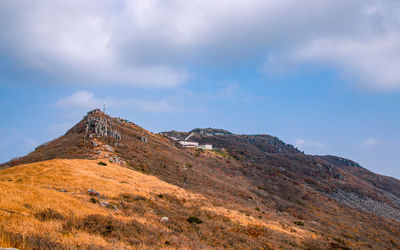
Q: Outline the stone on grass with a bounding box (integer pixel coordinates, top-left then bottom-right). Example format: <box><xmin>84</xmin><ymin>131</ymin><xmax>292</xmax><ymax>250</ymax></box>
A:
<box><xmin>100</xmin><ymin>201</ymin><xmax>109</xmax><ymax>207</ymax></box>
<box><xmin>160</xmin><ymin>217</ymin><xmax>169</xmax><ymax>223</ymax></box>
<box><xmin>104</xmin><ymin>145</ymin><xmax>114</xmax><ymax>152</ymax></box>
<box><xmin>88</xmin><ymin>189</ymin><xmax>100</xmax><ymax>196</ymax></box>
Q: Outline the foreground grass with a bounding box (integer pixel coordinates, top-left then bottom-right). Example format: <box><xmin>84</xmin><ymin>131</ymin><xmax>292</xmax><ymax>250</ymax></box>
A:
<box><xmin>0</xmin><ymin>159</ymin><xmax>319</xmax><ymax>249</ymax></box>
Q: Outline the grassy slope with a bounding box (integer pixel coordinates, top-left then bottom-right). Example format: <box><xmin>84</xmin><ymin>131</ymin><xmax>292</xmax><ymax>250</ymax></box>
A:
<box><xmin>0</xmin><ymin>159</ymin><xmax>314</xmax><ymax>249</ymax></box>
<box><xmin>1</xmin><ymin>111</ymin><xmax>400</xmax><ymax>249</ymax></box>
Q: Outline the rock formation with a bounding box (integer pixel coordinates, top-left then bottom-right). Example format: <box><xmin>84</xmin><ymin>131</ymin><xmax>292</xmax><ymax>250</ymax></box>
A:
<box><xmin>84</xmin><ymin>110</ymin><xmax>121</xmax><ymax>140</ymax></box>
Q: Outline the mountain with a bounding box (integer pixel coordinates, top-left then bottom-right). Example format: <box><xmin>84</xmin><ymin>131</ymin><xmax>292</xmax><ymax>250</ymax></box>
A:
<box><xmin>1</xmin><ymin>109</ymin><xmax>400</xmax><ymax>249</ymax></box>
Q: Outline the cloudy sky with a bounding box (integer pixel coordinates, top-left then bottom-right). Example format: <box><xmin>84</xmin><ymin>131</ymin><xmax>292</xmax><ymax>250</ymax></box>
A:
<box><xmin>1</xmin><ymin>0</ymin><xmax>400</xmax><ymax>178</ymax></box>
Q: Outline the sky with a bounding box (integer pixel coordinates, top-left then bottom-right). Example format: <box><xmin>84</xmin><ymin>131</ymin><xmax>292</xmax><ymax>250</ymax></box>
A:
<box><xmin>1</xmin><ymin>0</ymin><xmax>400</xmax><ymax>179</ymax></box>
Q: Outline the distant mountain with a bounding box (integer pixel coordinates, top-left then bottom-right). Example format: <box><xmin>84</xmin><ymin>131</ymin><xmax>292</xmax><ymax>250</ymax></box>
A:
<box><xmin>1</xmin><ymin>109</ymin><xmax>399</xmax><ymax>249</ymax></box>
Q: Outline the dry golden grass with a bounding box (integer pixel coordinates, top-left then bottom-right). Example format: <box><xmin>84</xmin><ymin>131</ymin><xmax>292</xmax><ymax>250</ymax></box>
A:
<box><xmin>0</xmin><ymin>158</ymin><xmax>204</xmax><ymax>200</ymax></box>
<box><xmin>0</xmin><ymin>159</ymin><xmax>317</xmax><ymax>249</ymax></box>
<box><xmin>2</xmin><ymin>111</ymin><xmax>398</xmax><ymax>249</ymax></box>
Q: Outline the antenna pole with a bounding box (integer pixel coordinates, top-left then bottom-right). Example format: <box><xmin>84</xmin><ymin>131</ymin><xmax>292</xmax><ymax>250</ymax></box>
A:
<box><xmin>103</xmin><ymin>103</ymin><xmax>106</xmax><ymax>113</ymax></box>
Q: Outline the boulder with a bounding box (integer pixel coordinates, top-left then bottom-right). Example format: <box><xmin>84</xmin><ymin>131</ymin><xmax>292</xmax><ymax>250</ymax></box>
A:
<box><xmin>88</xmin><ymin>189</ymin><xmax>100</xmax><ymax>196</ymax></box>
<box><xmin>104</xmin><ymin>145</ymin><xmax>114</xmax><ymax>152</ymax></box>
<box><xmin>160</xmin><ymin>217</ymin><xmax>169</xmax><ymax>223</ymax></box>
<box><xmin>109</xmin><ymin>156</ymin><xmax>124</xmax><ymax>165</ymax></box>
<box><xmin>114</xmin><ymin>157</ymin><xmax>121</xmax><ymax>164</ymax></box>
<box><xmin>100</xmin><ymin>201</ymin><xmax>109</xmax><ymax>207</ymax></box>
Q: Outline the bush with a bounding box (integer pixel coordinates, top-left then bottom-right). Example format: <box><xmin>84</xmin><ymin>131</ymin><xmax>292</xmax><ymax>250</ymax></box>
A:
<box><xmin>0</xmin><ymin>231</ymin><xmax>63</xmax><ymax>250</ymax></box>
<box><xmin>294</xmin><ymin>221</ymin><xmax>304</xmax><ymax>226</ymax></box>
<box><xmin>98</xmin><ymin>161</ymin><xmax>107</xmax><ymax>166</ymax></box>
<box><xmin>120</xmin><ymin>193</ymin><xmax>146</xmax><ymax>202</ymax></box>
<box><xmin>89</xmin><ymin>197</ymin><xmax>98</xmax><ymax>204</ymax></box>
<box><xmin>34</xmin><ymin>208</ymin><xmax>65</xmax><ymax>221</ymax></box>
<box><xmin>70</xmin><ymin>214</ymin><xmax>160</xmax><ymax>245</ymax></box>
<box><xmin>187</xmin><ymin>216</ymin><xmax>202</xmax><ymax>224</ymax></box>
<box><xmin>301</xmin><ymin>238</ymin><xmax>328</xmax><ymax>250</ymax></box>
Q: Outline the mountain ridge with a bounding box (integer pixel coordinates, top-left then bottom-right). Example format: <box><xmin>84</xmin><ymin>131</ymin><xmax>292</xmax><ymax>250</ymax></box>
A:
<box><xmin>1</xmin><ymin>109</ymin><xmax>400</xmax><ymax>249</ymax></box>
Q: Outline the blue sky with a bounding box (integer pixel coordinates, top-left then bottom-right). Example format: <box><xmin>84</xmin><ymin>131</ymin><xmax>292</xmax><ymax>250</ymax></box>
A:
<box><xmin>1</xmin><ymin>0</ymin><xmax>400</xmax><ymax>179</ymax></box>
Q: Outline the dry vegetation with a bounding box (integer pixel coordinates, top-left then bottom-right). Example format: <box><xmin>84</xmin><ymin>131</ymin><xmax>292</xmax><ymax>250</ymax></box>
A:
<box><xmin>1</xmin><ymin>111</ymin><xmax>400</xmax><ymax>249</ymax></box>
<box><xmin>0</xmin><ymin>159</ymin><xmax>317</xmax><ymax>249</ymax></box>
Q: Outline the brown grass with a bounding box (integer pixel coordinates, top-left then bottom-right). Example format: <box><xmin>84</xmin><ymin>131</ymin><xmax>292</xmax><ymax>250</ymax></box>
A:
<box><xmin>1</xmin><ymin>112</ymin><xmax>399</xmax><ymax>249</ymax></box>
<box><xmin>34</xmin><ymin>208</ymin><xmax>65</xmax><ymax>222</ymax></box>
<box><xmin>0</xmin><ymin>159</ymin><xmax>315</xmax><ymax>249</ymax></box>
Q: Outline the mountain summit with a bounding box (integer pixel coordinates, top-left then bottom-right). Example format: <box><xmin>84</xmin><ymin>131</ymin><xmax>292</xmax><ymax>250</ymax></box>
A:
<box><xmin>1</xmin><ymin>110</ymin><xmax>400</xmax><ymax>249</ymax></box>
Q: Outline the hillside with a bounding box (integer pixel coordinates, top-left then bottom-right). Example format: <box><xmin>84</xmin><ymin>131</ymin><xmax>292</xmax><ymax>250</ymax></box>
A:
<box><xmin>0</xmin><ymin>159</ymin><xmax>312</xmax><ymax>249</ymax></box>
<box><xmin>1</xmin><ymin>109</ymin><xmax>400</xmax><ymax>249</ymax></box>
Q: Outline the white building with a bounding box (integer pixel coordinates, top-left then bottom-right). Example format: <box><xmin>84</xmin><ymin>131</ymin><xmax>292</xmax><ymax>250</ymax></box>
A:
<box><xmin>178</xmin><ymin>141</ymin><xmax>213</xmax><ymax>150</ymax></box>
<box><xmin>178</xmin><ymin>141</ymin><xmax>199</xmax><ymax>148</ymax></box>
<box><xmin>199</xmin><ymin>144</ymin><xmax>213</xmax><ymax>150</ymax></box>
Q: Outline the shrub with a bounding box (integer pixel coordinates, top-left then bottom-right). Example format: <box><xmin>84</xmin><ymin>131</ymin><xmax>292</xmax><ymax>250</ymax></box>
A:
<box><xmin>70</xmin><ymin>214</ymin><xmax>160</xmax><ymax>245</ymax></box>
<box><xmin>89</xmin><ymin>197</ymin><xmax>98</xmax><ymax>204</ymax></box>
<box><xmin>23</xmin><ymin>203</ymin><xmax>32</xmax><ymax>209</ymax></box>
<box><xmin>98</xmin><ymin>161</ymin><xmax>107</xmax><ymax>166</ymax></box>
<box><xmin>120</xmin><ymin>193</ymin><xmax>146</xmax><ymax>202</ymax></box>
<box><xmin>294</xmin><ymin>221</ymin><xmax>304</xmax><ymax>226</ymax></box>
<box><xmin>301</xmin><ymin>238</ymin><xmax>328</xmax><ymax>250</ymax></box>
<box><xmin>0</xmin><ymin>231</ymin><xmax>63</xmax><ymax>250</ymax></box>
<box><xmin>187</xmin><ymin>216</ymin><xmax>202</xmax><ymax>224</ymax></box>
<box><xmin>34</xmin><ymin>208</ymin><xmax>65</xmax><ymax>221</ymax></box>
<box><xmin>232</xmin><ymin>154</ymin><xmax>241</xmax><ymax>161</ymax></box>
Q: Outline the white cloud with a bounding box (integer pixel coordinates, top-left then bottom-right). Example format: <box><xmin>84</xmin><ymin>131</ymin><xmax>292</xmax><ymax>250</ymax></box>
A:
<box><xmin>55</xmin><ymin>91</ymin><xmax>102</xmax><ymax>110</ymax></box>
<box><xmin>294</xmin><ymin>138</ymin><xmax>326</xmax><ymax>149</ymax></box>
<box><xmin>0</xmin><ymin>0</ymin><xmax>188</xmax><ymax>88</ymax></box>
<box><xmin>55</xmin><ymin>91</ymin><xmax>181</xmax><ymax>114</ymax></box>
<box><xmin>292</xmin><ymin>34</ymin><xmax>400</xmax><ymax>91</ymax></box>
<box><xmin>1</xmin><ymin>0</ymin><xmax>400</xmax><ymax>90</ymax></box>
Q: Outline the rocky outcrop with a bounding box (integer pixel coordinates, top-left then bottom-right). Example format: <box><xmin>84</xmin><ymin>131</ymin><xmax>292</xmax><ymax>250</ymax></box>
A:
<box><xmin>109</xmin><ymin>155</ymin><xmax>125</xmax><ymax>165</ymax></box>
<box><xmin>84</xmin><ymin>111</ymin><xmax>121</xmax><ymax>140</ymax></box>
<box><xmin>103</xmin><ymin>145</ymin><xmax>114</xmax><ymax>152</ymax></box>
<box><xmin>321</xmin><ymin>155</ymin><xmax>361</xmax><ymax>168</ymax></box>
<box><xmin>328</xmin><ymin>190</ymin><xmax>400</xmax><ymax>221</ymax></box>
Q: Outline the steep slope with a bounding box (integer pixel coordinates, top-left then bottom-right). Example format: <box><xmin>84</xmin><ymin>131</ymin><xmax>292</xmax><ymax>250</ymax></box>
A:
<box><xmin>319</xmin><ymin>155</ymin><xmax>400</xmax><ymax>220</ymax></box>
<box><xmin>1</xmin><ymin>109</ymin><xmax>400</xmax><ymax>249</ymax></box>
<box><xmin>163</xmin><ymin>130</ymin><xmax>400</xmax><ymax>219</ymax></box>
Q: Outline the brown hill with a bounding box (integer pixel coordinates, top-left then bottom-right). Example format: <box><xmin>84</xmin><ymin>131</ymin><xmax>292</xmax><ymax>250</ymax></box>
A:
<box><xmin>1</xmin><ymin>109</ymin><xmax>400</xmax><ymax>249</ymax></box>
